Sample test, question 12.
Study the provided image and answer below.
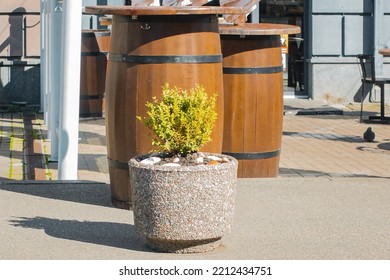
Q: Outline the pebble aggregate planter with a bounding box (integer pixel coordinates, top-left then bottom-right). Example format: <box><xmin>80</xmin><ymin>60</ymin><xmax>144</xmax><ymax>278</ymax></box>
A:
<box><xmin>129</xmin><ymin>153</ymin><xmax>238</xmax><ymax>253</ymax></box>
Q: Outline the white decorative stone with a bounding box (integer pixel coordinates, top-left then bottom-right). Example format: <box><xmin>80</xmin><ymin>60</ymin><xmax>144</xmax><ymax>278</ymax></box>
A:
<box><xmin>140</xmin><ymin>157</ymin><xmax>161</xmax><ymax>165</ymax></box>
<box><xmin>162</xmin><ymin>163</ymin><xmax>181</xmax><ymax>167</ymax></box>
<box><xmin>196</xmin><ymin>157</ymin><xmax>204</xmax><ymax>164</ymax></box>
<box><xmin>173</xmin><ymin>157</ymin><xmax>180</xmax><ymax>163</ymax></box>
<box><xmin>222</xmin><ymin>157</ymin><xmax>230</xmax><ymax>163</ymax></box>
<box><xmin>206</xmin><ymin>155</ymin><xmax>222</xmax><ymax>161</ymax></box>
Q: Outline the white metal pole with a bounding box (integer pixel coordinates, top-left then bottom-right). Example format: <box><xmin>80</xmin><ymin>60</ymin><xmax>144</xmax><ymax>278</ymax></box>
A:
<box><xmin>58</xmin><ymin>0</ymin><xmax>82</xmax><ymax>180</ymax></box>
<box><xmin>374</xmin><ymin>0</ymin><xmax>384</xmax><ymax>76</ymax></box>
<box><xmin>48</xmin><ymin>0</ymin><xmax>63</xmax><ymax>161</ymax></box>
<box><xmin>46</xmin><ymin>1</ymin><xmax>52</xmax><ymax>137</ymax></box>
<box><xmin>39</xmin><ymin>0</ymin><xmax>47</xmax><ymax>121</ymax></box>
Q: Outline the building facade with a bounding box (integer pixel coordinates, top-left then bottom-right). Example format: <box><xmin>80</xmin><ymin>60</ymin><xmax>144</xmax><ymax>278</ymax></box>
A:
<box><xmin>0</xmin><ymin>0</ymin><xmax>124</xmax><ymax>106</ymax></box>
<box><xmin>258</xmin><ymin>0</ymin><xmax>390</xmax><ymax>103</ymax></box>
<box><xmin>306</xmin><ymin>0</ymin><xmax>390</xmax><ymax>104</ymax></box>
<box><xmin>0</xmin><ymin>0</ymin><xmax>41</xmax><ymax>105</ymax></box>
<box><xmin>1</xmin><ymin>0</ymin><xmax>389</xmax><ymax>106</ymax></box>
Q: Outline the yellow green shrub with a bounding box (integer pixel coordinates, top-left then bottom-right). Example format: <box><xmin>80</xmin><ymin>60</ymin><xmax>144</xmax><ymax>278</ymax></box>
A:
<box><xmin>138</xmin><ymin>83</ymin><xmax>217</xmax><ymax>156</ymax></box>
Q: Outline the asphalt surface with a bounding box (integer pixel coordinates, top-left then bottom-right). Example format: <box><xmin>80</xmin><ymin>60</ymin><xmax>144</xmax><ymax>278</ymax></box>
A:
<box><xmin>1</xmin><ymin>177</ymin><xmax>389</xmax><ymax>260</ymax></box>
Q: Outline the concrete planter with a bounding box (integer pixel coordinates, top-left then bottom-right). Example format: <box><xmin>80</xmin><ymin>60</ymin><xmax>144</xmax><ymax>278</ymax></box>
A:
<box><xmin>128</xmin><ymin>153</ymin><xmax>238</xmax><ymax>253</ymax></box>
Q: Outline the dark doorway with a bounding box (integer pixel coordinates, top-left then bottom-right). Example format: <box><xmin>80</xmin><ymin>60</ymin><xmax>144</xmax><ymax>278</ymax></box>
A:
<box><xmin>257</xmin><ymin>0</ymin><xmax>306</xmax><ymax>98</ymax></box>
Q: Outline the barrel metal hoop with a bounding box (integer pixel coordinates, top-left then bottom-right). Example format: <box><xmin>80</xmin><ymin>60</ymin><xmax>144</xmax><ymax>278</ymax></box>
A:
<box><xmin>107</xmin><ymin>158</ymin><xmax>129</xmax><ymax>170</ymax></box>
<box><xmin>81</xmin><ymin>51</ymin><xmax>108</xmax><ymax>56</ymax></box>
<box><xmin>223</xmin><ymin>65</ymin><xmax>283</xmax><ymax>74</ymax></box>
<box><xmin>128</xmin><ymin>14</ymin><xmax>218</xmax><ymax>23</ymax></box>
<box><xmin>80</xmin><ymin>112</ymin><xmax>103</xmax><ymax>118</ymax></box>
<box><xmin>110</xmin><ymin>53</ymin><xmax>222</xmax><ymax>64</ymax></box>
<box><xmin>82</xmin><ymin>31</ymin><xmax>110</xmax><ymax>38</ymax></box>
<box><xmin>80</xmin><ymin>94</ymin><xmax>105</xmax><ymax>100</ymax></box>
<box><xmin>223</xmin><ymin>149</ymin><xmax>281</xmax><ymax>160</ymax></box>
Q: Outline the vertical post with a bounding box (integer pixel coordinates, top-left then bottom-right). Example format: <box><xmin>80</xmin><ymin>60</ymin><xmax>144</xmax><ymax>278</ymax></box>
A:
<box><xmin>58</xmin><ymin>0</ymin><xmax>82</xmax><ymax>180</ymax></box>
<box><xmin>48</xmin><ymin>0</ymin><xmax>63</xmax><ymax>161</ymax></box>
<box><xmin>250</xmin><ymin>5</ymin><xmax>260</xmax><ymax>23</ymax></box>
<box><xmin>304</xmin><ymin>0</ymin><xmax>312</xmax><ymax>98</ymax></box>
<box><xmin>374</xmin><ymin>0</ymin><xmax>384</xmax><ymax>75</ymax></box>
<box><xmin>39</xmin><ymin>0</ymin><xmax>48</xmax><ymax>122</ymax></box>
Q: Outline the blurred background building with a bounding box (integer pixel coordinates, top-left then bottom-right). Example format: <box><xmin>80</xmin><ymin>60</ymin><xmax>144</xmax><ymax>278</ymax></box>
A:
<box><xmin>1</xmin><ymin>0</ymin><xmax>389</xmax><ymax>107</ymax></box>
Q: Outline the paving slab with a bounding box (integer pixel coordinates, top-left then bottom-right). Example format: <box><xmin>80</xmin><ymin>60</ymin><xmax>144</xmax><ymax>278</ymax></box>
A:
<box><xmin>1</xmin><ymin>177</ymin><xmax>389</xmax><ymax>260</ymax></box>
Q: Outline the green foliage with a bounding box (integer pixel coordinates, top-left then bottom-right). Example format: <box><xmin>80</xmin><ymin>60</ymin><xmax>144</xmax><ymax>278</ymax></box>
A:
<box><xmin>7</xmin><ymin>105</ymin><xmax>20</xmax><ymax>113</ymax></box>
<box><xmin>138</xmin><ymin>83</ymin><xmax>217</xmax><ymax>156</ymax></box>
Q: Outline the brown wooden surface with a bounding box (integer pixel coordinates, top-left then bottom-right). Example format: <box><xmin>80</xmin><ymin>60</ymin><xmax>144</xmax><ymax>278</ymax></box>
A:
<box><xmin>219</xmin><ymin>23</ymin><xmax>301</xmax><ymax>35</ymax></box>
<box><xmin>221</xmin><ymin>34</ymin><xmax>283</xmax><ymax>178</ymax></box>
<box><xmin>105</xmin><ymin>15</ymin><xmax>224</xmax><ymax>208</ymax></box>
<box><xmin>79</xmin><ymin>30</ymin><xmax>110</xmax><ymax>118</ymax></box>
<box><xmin>85</xmin><ymin>5</ymin><xmax>245</xmax><ymax>15</ymax></box>
<box><xmin>379</xmin><ymin>48</ymin><xmax>390</xmax><ymax>56</ymax></box>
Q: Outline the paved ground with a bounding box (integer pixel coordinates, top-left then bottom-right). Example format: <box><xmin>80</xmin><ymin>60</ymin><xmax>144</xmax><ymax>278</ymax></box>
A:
<box><xmin>280</xmin><ymin>100</ymin><xmax>390</xmax><ymax>178</ymax></box>
<box><xmin>1</xmin><ymin>177</ymin><xmax>389</xmax><ymax>260</ymax></box>
<box><xmin>1</xmin><ymin>99</ymin><xmax>389</xmax><ymax>181</ymax></box>
<box><xmin>0</xmin><ymin>99</ymin><xmax>389</xmax><ymax>260</ymax></box>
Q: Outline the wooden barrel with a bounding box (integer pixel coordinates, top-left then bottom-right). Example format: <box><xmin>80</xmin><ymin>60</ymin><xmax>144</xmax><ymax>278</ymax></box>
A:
<box><xmin>80</xmin><ymin>30</ymin><xmax>110</xmax><ymax>118</ymax></box>
<box><xmin>106</xmin><ymin>14</ymin><xmax>224</xmax><ymax>209</ymax></box>
<box><xmin>220</xmin><ymin>24</ymin><xmax>299</xmax><ymax>178</ymax></box>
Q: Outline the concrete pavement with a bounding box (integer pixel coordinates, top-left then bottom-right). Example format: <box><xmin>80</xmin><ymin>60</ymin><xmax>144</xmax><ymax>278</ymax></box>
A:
<box><xmin>0</xmin><ymin>99</ymin><xmax>389</xmax><ymax>260</ymax></box>
<box><xmin>1</xmin><ymin>177</ymin><xmax>389</xmax><ymax>260</ymax></box>
<box><xmin>1</xmin><ymin>99</ymin><xmax>389</xmax><ymax>181</ymax></box>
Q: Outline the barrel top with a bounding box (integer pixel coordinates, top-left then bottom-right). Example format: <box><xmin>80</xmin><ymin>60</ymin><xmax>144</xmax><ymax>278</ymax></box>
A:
<box><xmin>85</xmin><ymin>6</ymin><xmax>246</xmax><ymax>16</ymax></box>
<box><xmin>219</xmin><ymin>23</ymin><xmax>301</xmax><ymax>35</ymax></box>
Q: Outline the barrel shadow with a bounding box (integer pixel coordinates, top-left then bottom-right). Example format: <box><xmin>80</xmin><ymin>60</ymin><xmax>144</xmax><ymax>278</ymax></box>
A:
<box><xmin>283</xmin><ymin>131</ymin><xmax>364</xmax><ymax>143</ymax></box>
<box><xmin>9</xmin><ymin>216</ymin><xmax>150</xmax><ymax>252</ymax></box>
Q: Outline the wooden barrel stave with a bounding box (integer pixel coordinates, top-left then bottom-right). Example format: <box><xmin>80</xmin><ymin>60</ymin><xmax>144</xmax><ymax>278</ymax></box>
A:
<box><xmin>106</xmin><ymin>15</ymin><xmax>224</xmax><ymax>209</ymax></box>
<box><xmin>221</xmin><ymin>35</ymin><xmax>283</xmax><ymax>178</ymax></box>
<box><xmin>80</xmin><ymin>30</ymin><xmax>110</xmax><ymax>118</ymax></box>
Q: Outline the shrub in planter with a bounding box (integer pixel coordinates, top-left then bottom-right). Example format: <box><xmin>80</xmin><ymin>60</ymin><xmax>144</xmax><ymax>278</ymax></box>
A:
<box><xmin>129</xmin><ymin>84</ymin><xmax>238</xmax><ymax>253</ymax></box>
<box><xmin>137</xmin><ymin>83</ymin><xmax>217</xmax><ymax>156</ymax></box>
